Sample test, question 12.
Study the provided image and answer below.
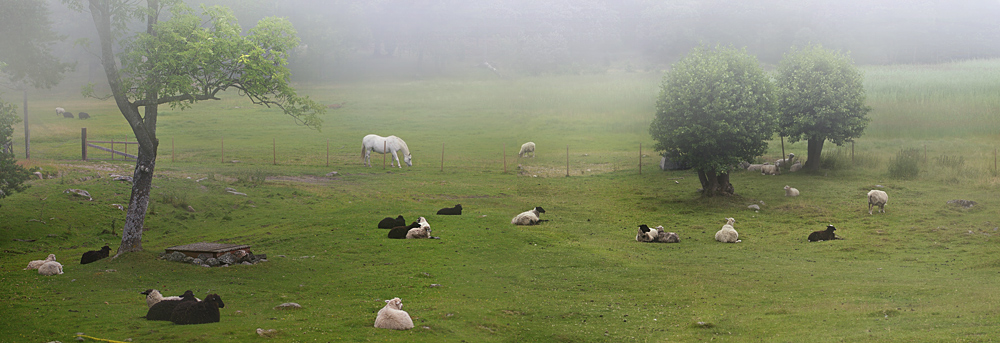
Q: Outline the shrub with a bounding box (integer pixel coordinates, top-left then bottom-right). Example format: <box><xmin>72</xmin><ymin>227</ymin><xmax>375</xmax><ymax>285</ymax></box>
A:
<box><xmin>233</xmin><ymin>168</ymin><xmax>271</xmax><ymax>187</ymax></box>
<box><xmin>888</xmin><ymin>148</ymin><xmax>921</xmax><ymax>179</ymax></box>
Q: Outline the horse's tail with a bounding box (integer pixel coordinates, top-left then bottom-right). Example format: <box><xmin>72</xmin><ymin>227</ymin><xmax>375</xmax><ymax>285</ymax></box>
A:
<box><xmin>361</xmin><ymin>145</ymin><xmax>367</xmax><ymax>160</ymax></box>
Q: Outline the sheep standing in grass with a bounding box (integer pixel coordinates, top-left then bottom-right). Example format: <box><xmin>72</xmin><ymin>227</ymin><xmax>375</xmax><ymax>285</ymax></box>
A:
<box><xmin>760</xmin><ymin>164</ymin><xmax>779</xmax><ymax>175</ymax></box>
<box><xmin>715</xmin><ymin>218</ymin><xmax>740</xmax><ymax>243</ymax></box>
<box><xmin>55</xmin><ymin>107</ymin><xmax>65</xmax><ymax>116</ymax></box>
<box><xmin>511</xmin><ymin>207</ymin><xmax>546</xmax><ymax>225</ymax></box>
<box><xmin>38</xmin><ymin>261</ymin><xmax>64</xmax><ymax>276</ymax></box>
<box><xmin>518</xmin><ymin>142</ymin><xmax>535</xmax><ymax>158</ymax></box>
<box><xmin>170</xmin><ymin>294</ymin><xmax>225</xmax><ymax>325</ymax></box>
<box><xmin>81</xmin><ymin>245</ymin><xmax>112</xmax><ymax>264</ymax></box>
<box><xmin>808</xmin><ymin>225</ymin><xmax>838</xmax><ymax>242</ymax></box>
<box><xmin>147</xmin><ymin>291</ymin><xmax>197</xmax><ymax>321</ymax></box>
<box><xmin>784</xmin><ymin>185</ymin><xmax>799</xmax><ymax>197</ymax></box>
<box><xmin>24</xmin><ymin>254</ymin><xmax>56</xmax><ymax>270</ymax></box>
<box><xmin>378</xmin><ymin>215</ymin><xmax>406</xmax><ymax>229</ymax></box>
<box><xmin>141</xmin><ymin>289</ymin><xmax>200</xmax><ymax>308</ymax></box>
<box><xmin>867</xmin><ymin>190</ymin><xmax>888</xmax><ymax>214</ymax></box>
<box><xmin>374</xmin><ymin>297</ymin><xmax>414</xmax><ymax>330</ymax></box>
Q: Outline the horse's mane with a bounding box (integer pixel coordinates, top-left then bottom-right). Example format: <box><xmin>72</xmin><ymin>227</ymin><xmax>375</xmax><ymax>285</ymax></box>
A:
<box><xmin>391</xmin><ymin>136</ymin><xmax>410</xmax><ymax>156</ymax></box>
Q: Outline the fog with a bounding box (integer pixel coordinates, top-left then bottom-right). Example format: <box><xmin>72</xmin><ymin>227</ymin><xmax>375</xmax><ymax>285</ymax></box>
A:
<box><xmin>38</xmin><ymin>0</ymin><xmax>1000</xmax><ymax>81</ymax></box>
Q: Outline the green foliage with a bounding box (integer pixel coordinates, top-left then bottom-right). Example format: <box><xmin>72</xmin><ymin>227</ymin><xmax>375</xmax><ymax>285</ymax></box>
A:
<box><xmin>0</xmin><ymin>99</ymin><xmax>34</xmax><ymax>199</ymax></box>
<box><xmin>232</xmin><ymin>167</ymin><xmax>271</xmax><ymax>187</ymax></box>
<box><xmin>776</xmin><ymin>45</ymin><xmax>872</xmax><ymax>145</ymax></box>
<box><xmin>0</xmin><ymin>0</ymin><xmax>72</xmax><ymax>88</ymax></box>
<box><xmin>649</xmin><ymin>45</ymin><xmax>776</xmax><ymax>174</ymax></box>
<box><xmin>888</xmin><ymin>148</ymin><xmax>922</xmax><ymax>179</ymax></box>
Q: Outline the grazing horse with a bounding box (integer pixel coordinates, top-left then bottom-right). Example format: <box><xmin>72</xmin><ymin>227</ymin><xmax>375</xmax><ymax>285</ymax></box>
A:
<box><xmin>362</xmin><ymin>134</ymin><xmax>412</xmax><ymax>168</ymax></box>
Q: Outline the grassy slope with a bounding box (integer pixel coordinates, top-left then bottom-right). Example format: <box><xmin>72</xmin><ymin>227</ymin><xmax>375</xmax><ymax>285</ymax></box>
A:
<box><xmin>2</xmin><ymin>62</ymin><xmax>1000</xmax><ymax>342</ymax></box>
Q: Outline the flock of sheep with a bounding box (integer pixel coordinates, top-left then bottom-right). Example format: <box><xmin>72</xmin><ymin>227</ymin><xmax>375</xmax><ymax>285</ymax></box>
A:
<box><xmin>55</xmin><ymin>107</ymin><xmax>91</xmax><ymax>119</ymax></box>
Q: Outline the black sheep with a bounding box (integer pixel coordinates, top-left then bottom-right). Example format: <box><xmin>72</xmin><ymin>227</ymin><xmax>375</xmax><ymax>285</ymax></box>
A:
<box><xmin>80</xmin><ymin>245</ymin><xmax>112</xmax><ymax>264</ymax></box>
<box><xmin>808</xmin><ymin>225</ymin><xmax>838</xmax><ymax>242</ymax></box>
<box><xmin>146</xmin><ymin>290</ymin><xmax>197</xmax><ymax>321</ymax></box>
<box><xmin>62</xmin><ymin>111</ymin><xmax>74</xmax><ymax>118</ymax></box>
<box><xmin>378</xmin><ymin>215</ymin><xmax>406</xmax><ymax>229</ymax></box>
<box><xmin>436</xmin><ymin>204</ymin><xmax>463</xmax><ymax>215</ymax></box>
<box><xmin>170</xmin><ymin>294</ymin><xmax>225</xmax><ymax>325</ymax></box>
<box><xmin>78</xmin><ymin>112</ymin><xmax>90</xmax><ymax>119</ymax></box>
<box><xmin>388</xmin><ymin>221</ymin><xmax>421</xmax><ymax>239</ymax></box>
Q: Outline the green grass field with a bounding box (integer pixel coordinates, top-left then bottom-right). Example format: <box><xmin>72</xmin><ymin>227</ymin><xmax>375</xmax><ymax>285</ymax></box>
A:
<box><xmin>2</xmin><ymin>60</ymin><xmax>999</xmax><ymax>342</ymax></box>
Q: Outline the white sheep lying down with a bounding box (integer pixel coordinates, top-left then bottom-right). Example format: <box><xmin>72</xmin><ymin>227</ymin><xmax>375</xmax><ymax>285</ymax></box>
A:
<box><xmin>867</xmin><ymin>190</ymin><xmax>888</xmax><ymax>214</ymax></box>
<box><xmin>715</xmin><ymin>218</ymin><xmax>740</xmax><ymax>243</ymax></box>
<box><xmin>760</xmin><ymin>164</ymin><xmax>779</xmax><ymax>175</ymax></box>
<box><xmin>38</xmin><ymin>261</ymin><xmax>64</xmax><ymax>276</ymax></box>
<box><xmin>512</xmin><ymin>207</ymin><xmax>546</xmax><ymax>225</ymax></box>
<box><xmin>636</xmin><ymin>225</ymin><xmax>679</xmax><ymax>243</ymax></box>
<box><xmin>374</xmin><ymin>297</ymin><xmax>414</xmax><ymax>330</ymax></box>
<box><xmin>25</xmin><ymin>254</ymin><xmax>56</xmax><ymax>270</ymax></box>
<box><xmin>784</xmin><ymin>185</ymin><xmax>799</xmax><ymax>197</ymax></box>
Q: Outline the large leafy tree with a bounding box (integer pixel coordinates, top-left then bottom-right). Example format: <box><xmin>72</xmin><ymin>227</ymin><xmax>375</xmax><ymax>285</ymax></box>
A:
<box><xmin>650</xmin><ymin>45</ymin><xmax>776</xmax><ymax>197</ymax></box>
<box><xmin>67</xmin><ymin>0</ymin><xmax>324</xmax><ymax>256</ymax></box>
<box><xmin>775</xmin><ymin>44</ymin><xmax>871</xmax><ymax>170</ymax></box>
<box><xmin>0</xmin><ymin>98</ymin><xmax>35</xmax><ymax>199</ymax></box>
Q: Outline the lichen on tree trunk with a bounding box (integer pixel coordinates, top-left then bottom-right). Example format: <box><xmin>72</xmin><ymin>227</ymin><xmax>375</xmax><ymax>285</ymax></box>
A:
<box><xmin>117</xmin><ymin>149</ymin><xmax>155</xmax><ymax>256</ymax></box>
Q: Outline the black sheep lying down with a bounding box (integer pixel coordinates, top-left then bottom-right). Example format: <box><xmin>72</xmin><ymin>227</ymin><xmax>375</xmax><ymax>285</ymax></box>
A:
<box><xmin>80</xmin><ymin>245</ymin><xmax>112</xmax><ymax>264</ymax></box>
<box><xmin>436</xmin><ymin>204</ymin><xmax>462</xmax><ymax>215</ymax></box>
<box><xmin>378</xmin><ymin>215</ymin><xmax>406</xmax><ymax>229</ymax></box>
<box><xmin>808</xmin><ymin>225</ymin><xmax>839</xmax><ymax>242</ymax></box>
<box><xmin>170</xmin><ymin>294</ymin><xmax>225</xmax><ymax>325</ymax></box>
<box><xmin>146</xmin><ymin>290</ymin><xmax>197</xmax><ymax>320</ymax></box>
<box><xmin>388</xmin><ymin>222</ymin><xmax>421</xmax><ymax>239</ymax></box>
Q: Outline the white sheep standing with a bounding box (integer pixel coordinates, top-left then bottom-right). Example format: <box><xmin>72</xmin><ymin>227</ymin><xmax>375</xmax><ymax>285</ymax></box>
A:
<box><xmin>760</xmin><ymin>164</ymin><xmax>780</xmax><ymax>175</ymax></box>
<box><xmin>55</xmin><ymin>107</ymin><xmax>65</xmax><ymax>116</ymax></box>
<box><xmin>511</xmin><ymin>206</ymin><xmax>546</xmax><ymax>225</ymax></box>
<box><xmin>24</xmin><ymin>254</ymin><xmax>56</xmax><ymax>270</ymax></box>
<box><xmin>374</xmin><ymin>297</ymin><xmax>414</xmax><ymax>330</ymax></box>
<box><xmin>867</xmin><ymin>190</ymin><xmax>888</xmax><ymax>214</ymax></box>
<box><xmin>518</xmin><ymin>142</ymin><xmax>535</xmax><ymax>158</ymax></box>
<box><xmin>714</xmin><ymin>218</ymin><xmax>740</xmax><ymax>243</ymax></box>
<box><xmin>38</xmin><ymin>261</ymin><xmax>64</xmax><ymax>276</ymax></box>
<box><xmin>784</xmin><ymin>185</ymin><xmax>799</xmax><ymax>197</ymax></box>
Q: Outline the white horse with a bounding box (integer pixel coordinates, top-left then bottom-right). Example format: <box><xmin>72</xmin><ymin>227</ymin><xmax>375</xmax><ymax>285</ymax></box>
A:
<box><xmin>362</xmin><ymin>134</ymin><xmax>412</xmax><ymax>168</ymax></box>
<box><xmin>518</xmin><ymin>142</ymin><xmax>535</xmax><ymax>158</ymax></box>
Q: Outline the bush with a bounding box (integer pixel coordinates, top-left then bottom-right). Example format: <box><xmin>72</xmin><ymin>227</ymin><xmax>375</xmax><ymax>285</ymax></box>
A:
<box><xmin>888</xmin><ymin>148</ymin><xmax>921</xmax><ymax>179</ymax></box>
<box><xmin>233</xmin><ymin>168</ymin><xmax>271</xmax><ymax>188</ymax></box>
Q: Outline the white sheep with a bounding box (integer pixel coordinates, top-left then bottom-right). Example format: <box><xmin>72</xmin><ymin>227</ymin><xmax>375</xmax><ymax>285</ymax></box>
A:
<box><xmin>867</xmin><ymin>190</ymin><xmax>888</xmax><ymax>214</ymax></box>
<box><xmin>653</xmin><ymin>225</ymin><xmax>679</xmax><ymax>243</ymax></box>
<box><xmin>141</xmin><ymin>289</ymin><xmax>200</xmax><ymax>308</ymax></box>
<box><xmin>374</xmin><ymin>297</ymin><xmax>414</xmax><ymax>330</ymax></box>
<box><xmin>24</xmin><ymin>254</ymin><xmax>56</xmax><ymax>270</ymax></box>
<box><xmin>511</xmin><ymin>206</ymin><xmax>546</xmax><ymax>225</ymax></box>
<box><xmin>38</xmin><ymin>261</ymin><xmax>64</xmax><ymax>276</ymax></box>
<box><xmin>760</xmin><ymin>164</ymin><xmax>780</xmax><ymax>175</ymax></box>
<box><xmin>784</xmin><ymin>185</ymin><xmax>799</xmax><ymax>197</ymax></box>
<box><xmin>406</xmin><ymin>217</ymin><xmax>432</xmax><ymax>239</ymax></box>
<box><xmin>635</xmin><ymin>224</ymin><xmax>657</xmax><ymax>242</ymax></box>
<box><xmin>775</xmin><ymin>153</ymin><xmax>795</xmax><ymax>167</ymax></box>
<box><xmin>746</xmin><ymin>163</ymin><xmax>766</xmax><ymax>172</ymax></box>
<box><xmin>518</xmin><ymin>142</ymin><xmax>535</xmax><ymax>158</ymax></box>
<box><xmin>789</xmin><ymin>161</ymin><xmax>803</xmax><ymax>172</ymax></box>
<box><xmin>714</xmin><ymin>218</ymin><xmax>740</xmax><ymax>243</ymax></box>
<box><xmin>55</xmin><ymin>107</ymin><xmax>65</xmax><ymax>116</ymax></box>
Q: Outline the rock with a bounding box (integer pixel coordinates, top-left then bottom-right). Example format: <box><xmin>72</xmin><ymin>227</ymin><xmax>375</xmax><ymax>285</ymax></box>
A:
<box><xmin>748</xmin><ymin>204</ymin><xmax>760</xmax><ymax>211</ymax></box>
<box><xmin>110</xmin><ymin>204</ymin><xmax>124</xmax><ymax>211</ymax></box>
<box><xmin>64</xmin><ymin>189</ymin><xmax>93</xmax><ymax>201</ymax></box>
<box><xmin>34</xmin><ymin>171</ymin><xmax>43</xmax><ymax>179</ymax></box>
<box><xmin>186</xmin><ymin>205</ymin><xmax>196</xmax><ymax>212</ymax></box>
<box><xmin>198</xmin><ymin>253</ymin><xmax>212</xmax><ymax>260</ymax></box>
<box><xmin>182</xmin><ymin>256</ymin><xmax>194</xmax><ymax>264</ymax></box>
<box><xmin>166</xmin><ymin>251</ymin><xmax>188</xmax><ymax>262</ymax></box>
<box><xmin>191</xmin><ymin>258</ymin><xmax>204</xmax><ymax>265</ymax></box>
<box><xmin>218</xmin><ymin>253</ymin><xmax>238</xmax><ymax>265</ymax></box>
<box><xmin>256</xmin><ymin>328</ymin><xmax>278</xmax><ymax>337</ymax></box>
<box><xmin>242</xmin><ymin>261</ymin><xmax>253</xmax><ymax>265</ymax></box>
<box><xmin>326</xmin><ymin>171</ymin><xmax>339</xmax><ymax>176</ymax></box>
<box><xmin>274</xmin><ymin>302</ymin><xmax>302</xmax><ymax>310</ymax></box>
<box><xmin>206</xmin><ymin>258</ymin><xmax>220</xmax><ymax>266</ymax></box>
<box><xmin>947</xmin><ymin>199</ymin><xmax>977</xmax><ymax>208</ymax></box>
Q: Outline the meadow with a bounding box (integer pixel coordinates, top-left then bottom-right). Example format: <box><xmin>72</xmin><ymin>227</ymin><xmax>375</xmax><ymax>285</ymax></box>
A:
<box><xmin>1</xmin><ymin>59</ymin><xmax>999</xmax><ymax>342</ymax></box>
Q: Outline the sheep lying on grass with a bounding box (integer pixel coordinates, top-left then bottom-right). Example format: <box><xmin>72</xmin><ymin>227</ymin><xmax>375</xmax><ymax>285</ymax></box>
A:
<box><xmin>715</xmin><ymin>218</ymin><xmax>740</xmax><ymax>243</ymax></box>
<box><xmin>81</xmin><ymin>245</ymin><xmax>112</xmax><ymax>264</ymax></box>
<box><xmin>784</xmin><ymin>185</ymin><xmax>799</xmax><ymax>197</ymax></box>
<box><xmin>374</xmin><ymin>297</ymin><xmax>414</xmax><ymax>330</ymax></box>
<box><xmin>512</xmin><ymin>207</ymin><xmax>546</xmax><ymax>225</ymax></box>
<box><xmin>636</xmin><ymin>225</ymin><xmax>679</xmax><ymax>243</ymax></box>
<box><xmin>378</xmin><ymin>215</ymin><xmax>406</xmax><ymax>229</ymax></box>
<box><xmin>789</xmin><ymin>161</ymin><xmax>803</xmax><ymax>172</ymax></box>
<box><xmin>760</xmin><ymin>164</ymin><xmax>779</xmax><ymax>175</ymax></box>
<box><xmin>808</xmin><ymin>225</ymin><xmax>839</xmax><ymax>242</ymax></box>
<box><xmin>38</xmin><ymin>261</ymin><xmax>64</xmax><ymax>276</ymax></box>
<box><xmin>171</xmin><ymin>294</ymin><xmax>225</xmax><ymax>325</ymax></box>
<box><xmin>388</xmin><ymin>222</ymin><xmax>421</xmax><ymax>239</ymax></box>
<box><xmin>775</xmin><ymin>153</ymin><xmax>795</xmax><ymax>167</ymax></box>
<box><xmin>141</xmin><ymin>289</ymin><xmax>201</xmax><ymax>308</ymax></box>
<box><xmin>518</xmin><ymin>142</ymin><xmax>535</xmax><ymax>158</ymax></box>
<box><xmin>146</xmin><ymin>291</ymin><xmax>197</xmax><ymax>321</ymax></box>
<box><xmin>24</xmin><ymin>254</ymin><xmax>56</xmax><ymax>270</ymax></box>
<box><xmin>436</xmin><ymin>204</ymin><xmax>462</xmax><ymax>215</ymax></box>
<box><xmin>867</xmin><ymin>190</ymin><xmax>889</xmax><ymax>214</ymax></box>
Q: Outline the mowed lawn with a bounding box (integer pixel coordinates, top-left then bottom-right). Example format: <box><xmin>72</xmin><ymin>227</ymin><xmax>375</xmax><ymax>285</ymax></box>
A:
<box><xmin>2</xmin><ymin>61</ymin><xmax>1000</xmax><ymax>342</ymax></box>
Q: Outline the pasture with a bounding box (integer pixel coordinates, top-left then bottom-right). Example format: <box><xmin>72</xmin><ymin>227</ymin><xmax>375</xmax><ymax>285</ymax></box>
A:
<box><xmin>1</xmin><ymin>60</ymin><xmax>999</xmax><ymax>342</ymax></box>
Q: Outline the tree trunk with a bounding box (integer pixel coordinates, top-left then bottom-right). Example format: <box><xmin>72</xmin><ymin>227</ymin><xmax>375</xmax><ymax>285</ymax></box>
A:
<box><xmin>118</xmin><ymin>149</ymin><xmax>156</xmax><ymax>254</ymax></box>
<box><xmin>805</xmin><ymin>136</ymin><xmax>825</xmax><ymax>170</ymax></box>
<box><xmin>697</xmin><ymin>169</ymin><xmax>734</xmax><ymax>197</ymax></box>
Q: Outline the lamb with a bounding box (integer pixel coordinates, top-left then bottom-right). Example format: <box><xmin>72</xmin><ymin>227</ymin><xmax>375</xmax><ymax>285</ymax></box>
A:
<box><xmin>374</xmin><ymin>297</ymin><xmax>414</xmax><ymax>330</ymax></box>
<box><xmin>654</xmin><ymin>226</ymin><xmax>680</xmax><ymax>243</ymax></box>
<box><xmin>789</xmin><ymin>161</ymin><xmax>803</xmax><ymax>172</ymax></box>
<box><xmin>518</xmin><ymin>142</ymin><xmax>535</xmax><ymax>158</ymax></box>
<box><xmin>635</xmin><ymin>224</ymin><xmax>657</xmax><ymax>242</ymax></box>
<box><xmin>775</xmin><ymin>153</ymin><xmax>795</xmax><ymax>167</ymax></box>
<box><xmin>78</xmin><ymin>112</ymin><xmax>91</xmax><ymax>119</ymax></box>
<box><xmin>784</xmin><ymin>185</ymin><xmax>799</xmax><ymax>197</ymax></box>
<box><xmin>405</xmin><ymin>225</ymin><xmax>432</xmax><ymax>239</ymax></box>
<box><xmin>388</xmin><ymin>221</ymin><xmax>421</xmax><ymax>239</ymax></box>
<box><xmin>146</xmin><ymin>290</ymin><xmax>197</xmax><ymax>321</ymax></box>
<box><xmin>867</xmin><ymin>190</ymin><xmax>888</xmax><ymax>214</ymax></box>
<box><xmin>170</xmin><ymin>294</ymin><xmax>225</xmax><ymax>325</ymax></box>
<box><xmin>714</xmin><ymin>218</ymin><xmax>740</xmax><ymax>243</ymax></box>
<box><xmin>378</xmin><ymin>215</ymin><xmax>406</xmax><ymax>229</ymax></box>
<box><xmin>808</xmin><ymin>225</ymin><xmax>838</xmax><ymax>242</ymax></box>
<box><xmin>141</xmin><ymin>289</ymin><xmax>201</xmax><ymax>308</ymax></box>
<box><xmin>436</xmin><ymin>204</ymin><xmax>462</xmax><ymax>215</ymax></box>
<box><xmin>511</xmin><ymin>206</ymin><xmax>546</xmax><ymax>225</ymax></box>
<box><xmin>38</xmin><ymin>261</ymin><xmax>64</xmax><ymax>276</ymax></box>
<box><xmin>760</xmin><ymin>164</ymin><xmax>780</xmax><ymax>175</ymax></box>
<box><xmin>80</xmin><ymin>245</ymin><xmax>112</xmax><ymax>264</ymax></box>
<box><xmin>24</xmin><ymin>254</ymin><xmax>56</xmax><ymax>270</ymax></box>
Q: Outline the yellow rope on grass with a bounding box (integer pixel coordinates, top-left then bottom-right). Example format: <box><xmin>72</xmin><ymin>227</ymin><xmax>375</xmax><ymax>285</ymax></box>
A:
<box><xmin>76</xmin><ymin>333</ymin><xmax>130</xmax><ymax>343</ymax></box>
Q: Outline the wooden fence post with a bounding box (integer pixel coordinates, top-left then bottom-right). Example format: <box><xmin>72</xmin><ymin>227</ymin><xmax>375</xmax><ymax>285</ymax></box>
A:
<box><xmin>273</xmin><ymin>138</ymin><xmax>277</xmax><ymax>165</ymax></box>
<box><xmin>172</xmin><ymin>138</ymin><xmax>175</xmax><ymax>162</ymax></box>
<box><xmin>566</xmin><ymin>145</ymin><xmax>569</xmax><ymax>177</ymax></box>
<box><xmin>503</xmin><ymin>143</ymin><xmax>507</xmax><ymax>174</ymax></box>
<box><xmin>81</xmin><ymin>128</ymin><xmax>87</xmax><ymax>161</ymax></box>
<box><xmin>221</xmin><ymin>136</ymin><xmax>224</xmax><ymax>163</ymax></box>
<box><xmin>326</xmin><ymin>139</ymin><xmax>329</xmax><ymax>167</ymax></box>
<box><xmin>383</xmin><ymin>141</ymin><xmax>386</xmax><ymax>169</ymax></box>
<box><xmin>639</xmin><ymin>143</ymin><xmax>642</xmax><ymax>175</ymax></box>
<box><xmin>851</xmin><ymin>140</ymin><xmax>854</xmax><ymax>163</ymax></box>
<box><xmin>110</xmin><ymin>139</ymin><xmax>114</xmax><ymax>160</ymax></box>
<box><xmin>440</xmin><ymin>143</ymin><xmax>445</xmax><ymax>172</ymax></box>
